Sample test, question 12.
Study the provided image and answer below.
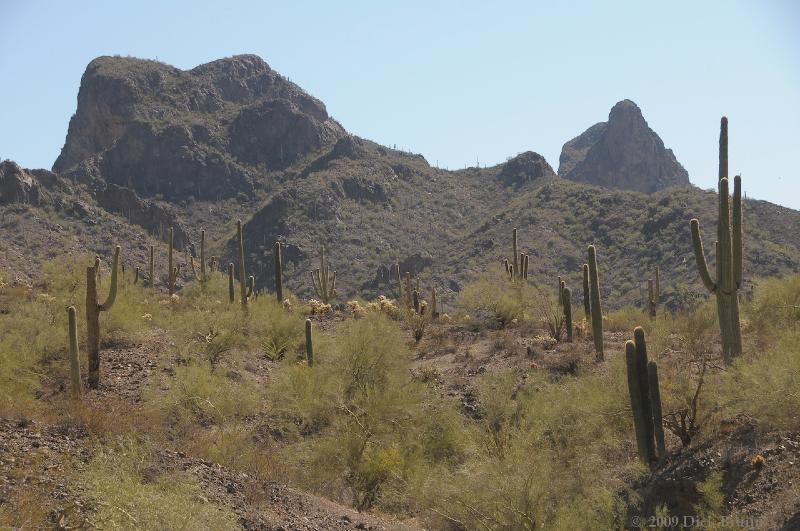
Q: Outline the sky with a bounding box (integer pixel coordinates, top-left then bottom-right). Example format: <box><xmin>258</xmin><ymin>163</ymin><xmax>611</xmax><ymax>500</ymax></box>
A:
<box><xmin>1</xmin><ymin>1</ymin><xmax>799</xmax><ymax>209</ymax></box>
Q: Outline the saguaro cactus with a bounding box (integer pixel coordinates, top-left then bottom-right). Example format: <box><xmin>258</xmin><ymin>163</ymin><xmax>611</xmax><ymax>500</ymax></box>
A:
<box><xmin>305</xmin><ymin>319</ymin><xmax>314</xmax><ymax>366</ymax></box>
<box><xmin>648</xmin><ymin>360</ymin><xmax>667</xmax><ymax>460</ymax></box>
<box><xmin>228</xmin><ymin>263</ymin><xmax>235</xmax><ymax>303</ymax></box>
<box><xmin>582</xmin><ymin>264</ymin><xmax>590</xmax><ymax>320</ymax></box>
<box><xmin>690</xmin><ymin>117</ymin><xmax>743</xmax><ymax>362</ymax></box>
<box><xmin>522</xmin><ymin>254</ymin><xmax>529</xmax><ymax>280</ymax></box>
<box><xmin>168</xmin><ymin>227</ymin><xmax>176</xmax><ymax>296</ymax></box>
<box><xmin>587</xmin><ymin>245</ymin><xmax>604</xmax><ymax>361</ymax></box>
<box><xmin>149</xmin><ymin>245</ymin><xmax>155</xmax><ymax>290</ymax></box>
<box><xmin>624</xmin><ymin>327</ymin><xmax>666</xmax><ymax>464</ymax></box>
<box><xmin>394</xmin><ymin>263</ymin><xmax>402</xmax><ymax>300</ymax></box>
<box><xmin>274</xmin><ymin>241</ymin><xmax>283</xmax><ymax>303</ymax></box>
<box><xmin>190</xmin><ymin>229</ymin><xmax>208</xmax><ymax>286</ymax></box>
<box><xmin>236</xmin><ymin>220</ymin><xmax>250</xmax><ymax>307</ymax></box>
<box><xmin>431</xmin><ymin>286</ymin><xmax>438</xmax><ymax>319</ymax></box>
<box><xmin>562</xmin><ymin>286</ymin><xmax>573</xmax><ymax>342</ymax></box>
<box><xmin>412</xmin><ymin>290</ymin><xmax>421</xmax><ymax>314</ymax></box>
<box><xmin>86</xmin><ymin>246</ymin><xmax>120</xmax><ymax>389</ymax></box>
<box><xmin>311</xmin><ymin>247</ymin><xmax>336</xmax><ymax>304</ymax></box>
<box><xmin>67</xmin><ymin>306</ymin><xmax>81</xmax><ymax>398</ymax></box>
<box><xmin>133</xmin><ymin>266</ymin><xmax>140</xmax><ymax>285</ymax></box>
<box><xmin>512</xmin><ymin>228</ymin><xmax>519</xmax><ymax>280</ymax></box>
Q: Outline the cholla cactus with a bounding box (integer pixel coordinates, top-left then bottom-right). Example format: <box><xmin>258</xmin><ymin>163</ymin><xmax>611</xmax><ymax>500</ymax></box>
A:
<box><xmin>690</xmin><ymin>117</ymin><xmax>743</xmax><ymax>363</ymax></box>
<box><xmin>311</xmin><ymin>246</ymin><xmax>336</xmax><ymax>304</ymax></box>
<box><xmin>86</xmin><ymin>246</ymin><xmax>120</xmax><ymax>389</ymax></box>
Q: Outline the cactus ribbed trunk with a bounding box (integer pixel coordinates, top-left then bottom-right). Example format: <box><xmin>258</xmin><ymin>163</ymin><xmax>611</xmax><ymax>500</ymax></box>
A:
<box><xmin>305</xmin><ymin>319</ymin><xmax>314</xmax><ymax>366</ymax></box>
<box><xmin>412</xmin><ymin>290</ymin><xmax>420</xmax><ymax>314</ymax></box>
<box><xmin>149</xmin><ymin>245</ymin><xmax>155</xmax><ymax>290</ymax></box>
<box><xmin>86</xmin><ymin>246</ymin><xmax>120</xmax><ymax>389</ymax></box>
<box><xmin>512</xmin><ymin>228</ymin><xmax>518</xmax><ymax>281</ymax></box>
<box><xmin>67</xmin><ymin>306</ymin><xmax>81</xmax><ymax>398</ymax></box>
<box><xmin>431</xmin><ymin>286</ymin><xmax>438</xmax><ymax>318</ymax></box>
<box><xmin>237</xmin><ymin>220</ymin><xmax>248</xmax><ymax>307</ymax></box>
<box><xmin>274</xmin><ymin>241</ymin><xmax>283</xmax><ymax>303</ymax></box>
<box><xmin>648</xmin><ymin>278</ymin><xmax>656</xmax><ymax>318</ymax></box>
<box><xmin>588</xmin><ymin>245</ymin><xmax>604</xmax><ymax>361</ymax></box>
<box><xmin>168</xmin><ymin>227</ymin><xmax>175</xmax><ymax>296</ymax></box>
<box><xmin>648</xmin><ymin>361</ymin><xmax>667</xmax><ymax>461</ymax></box>
<box><xmin>562</xmin><ymin>286</ymin><xmax>573</xmax><ymax>342</ymax></box>
<box><xmin>228</xmin><ymin>263</ymin><xmax>235</xmax><ymax>303</ymax></box>
<box><xmin>689</xmin><ymin>117</ymin><xmax>743</xmax><ymax>363</ymax></box>
<box><xmin>395</xmin><ymin>263</ymin><xmax>402</xmax><ymax>301</ymax></box>
<box><xmin>582</xmin><ymin>264</ymin><xmax>590</xmax><ymax>320</ymax></box>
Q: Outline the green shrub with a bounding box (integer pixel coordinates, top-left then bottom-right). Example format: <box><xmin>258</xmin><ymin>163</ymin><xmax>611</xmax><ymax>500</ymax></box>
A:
<box><xmin>80</xmin><ymin>438</ymin><xmax>238</xmax><ymax>530</ymax></box>
<box><xmin>269</xmin><ymin>314</ymin><xmax>468</xmax><ymax>511</ymax></box>
<box><xmin>457</xmin><ymin>269</ymin><xmax>538</xmax><ymax>326</ymax></box>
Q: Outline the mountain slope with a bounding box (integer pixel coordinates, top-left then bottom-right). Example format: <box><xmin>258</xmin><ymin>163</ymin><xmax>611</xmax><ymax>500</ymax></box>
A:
<box><xmin>1</xmin><ymin>55</ymin><xmax>798</xmax><ymax>311</ymax></box>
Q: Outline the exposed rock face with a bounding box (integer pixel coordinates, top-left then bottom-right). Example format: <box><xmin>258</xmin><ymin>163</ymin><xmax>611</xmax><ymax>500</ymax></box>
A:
<box><xmin>53</xmin><ymin>55</ymin><xmax>346</xmax><ymax>199</ymax></box>
<box><xmin>95</xmin><ymin>183</ymin><xmax>191</xmax><ymax>250</ymax></box>
<box><xmin>558</xmin><ymin>100</ymin><xmax>689</xmax><ymax>193</ymax></box>
<box><xmin>0</xmin><ymin>160</ymin><xmax>39</xmax><ymax>205</ymax></box>
<box><xmin>497</xmin><ymin>151</ymin><xmax>556</xmax><ymax>187</ymax></box>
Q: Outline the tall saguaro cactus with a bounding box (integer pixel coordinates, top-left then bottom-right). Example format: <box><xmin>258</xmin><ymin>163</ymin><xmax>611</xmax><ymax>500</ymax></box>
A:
<box><xmin>149</xmin><ymin>245</ymin><xmax>155</xmax><ymax>290</ymax></box>
<box><xmin>512</xmin><ymin>228</ymin><xmax>519</xmax><ymax>280</ymax></box>
<box><xmin>168</xmin><ymin>227</ymin><xmax>176</xmax><ymax>296</ymax></box>
<box><xmin>625</xmin><ymin>327</ymin><xmax>665</xmax><ymax>465</ymax></box>
<box><xmin>562</xmin><ymin>286</ymin><xmax>573</xmax><ymax>342</ymax></box>
<box><xmin>274</xmin><ymin>241</ymin><xmax>283</xmax><ymax>303</ymax></box>
<box><xmin>86</xmin><ymin>246</ymin><xmax>120</xmax><ymax>389</ymax></box>
<box><xmin>190</xmin><ymin>229</ymin><xmax>207</xmax><ymax>286</ymax></box>
<box><xmin>67</xmin><ymin>306</ymin><xmax>81</xmax><ymax>398</ymax></box>
<box><xmin>690</xmin><ymin>117</ymin><xmax>743</xmax><ymax>363</ymax></box>
<box><xmin>236</xmin><ymin>220</ymin><xmax>252</xmax><ymax>307</ymax></box>
<box><xmin>582</xmin><ymin>264</ymin><xmax>590</xmax><ymax>320</ymax></box>
<box><xmin>587</xmin><ymin>245</ymin><xmax>604</xmax><ymax>361</ymax></box>
<box><xmin>305</xmin><ymin>319</ymin><xmax>314</xmax><ymax>366</ymax></box>
<box><xmin>311</xmin><ymin>247</ymin><xmax>336</xmax><ymax>304</ymax></box>
<box><xmin>228</xmin><ymin>263</ymin><xmax>235</xmax><ymax>303</ymax></box>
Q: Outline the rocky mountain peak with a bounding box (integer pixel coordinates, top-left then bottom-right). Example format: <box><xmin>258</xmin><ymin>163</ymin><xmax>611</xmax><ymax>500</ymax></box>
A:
<box><xmin>558</xmin><ymin>100</ymin><xmax>689</xmax><ymax>193</ymax></box>
<box><xmin>497</xmin><ymin>151</ymin><xmax>556</xmax><ymax>187</ymax></box>
<box><xmin>53</xmin><ymin>55</ymin><xmax>345</xmax><ymax>200</ymax></box>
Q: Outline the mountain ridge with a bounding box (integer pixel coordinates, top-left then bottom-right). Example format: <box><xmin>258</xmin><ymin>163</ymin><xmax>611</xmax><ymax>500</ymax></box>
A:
<box><xmin>1</xmin><ymin>54</ymin><xmax>798</xmax><ymax>311</ymax></box>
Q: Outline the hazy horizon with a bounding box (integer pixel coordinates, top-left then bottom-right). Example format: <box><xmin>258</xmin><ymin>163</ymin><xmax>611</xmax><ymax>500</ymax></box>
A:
<box><xmin>1</xmin><ymin>1</ymin><xmax>798</xmax><ymax>208</ymax></box>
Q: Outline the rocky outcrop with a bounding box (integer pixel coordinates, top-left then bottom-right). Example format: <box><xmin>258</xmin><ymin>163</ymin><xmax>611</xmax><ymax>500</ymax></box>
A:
<box><xmin>0</xmin><ymin>160</ymin><xmax>40</xmax><ymax>205</ymax></box>
<box><xmin>497</xmin><ymin>151</ymin><xmax>556</xmax><ymax>187</ymax></box>
<box><xmin>558</xmin><ymin>100</ymin><xmax>689</xmax><ymax>193</ymax></box>
<box><xmin>95</xmin><ymin>183</ymin><xmax>191</xmax><ymax>250</ymax></box>
<box><xmin>53</xmin><ymin>54</ymin><xmax>346</xmax><ymax>199</ymax></box>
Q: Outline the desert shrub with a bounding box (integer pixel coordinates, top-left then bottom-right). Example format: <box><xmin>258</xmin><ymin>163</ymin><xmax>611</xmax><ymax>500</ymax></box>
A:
<box><xmin>423</xmin><ymin>364</ymin><xmax>638</xmax><ymax>530</ymax></box>
<box><xmin>657</xmin><ymin>301</ymin><xmax>721</xmax><ymax>446</ymax></box>
<box><xmin>744</xmin><ymin>274</ymin><xmax>800</xmax><ymax>347</ymax></box>
<box><xmin>458</xmin><ymin>270</ymin><xmax>537</xmax><ymax>326</ymax></box>
<box><xmin>604</xmin><ymin>304</ymin><xmax>646</xmax><ymax>332</ymax></box>
<box><xmin>721</xmin><ymin>330</ymin><xmax>800</xmax><ymax>431</ymax></box>
<box><xmin>80</xmin><ymin>438</ymin><xmax>238</xmax><ymax>530</ymax></box>
<box><xmin>269</xmin><ymin>314</ymin><xmax>467</xmax><ymax>511</ymax></box>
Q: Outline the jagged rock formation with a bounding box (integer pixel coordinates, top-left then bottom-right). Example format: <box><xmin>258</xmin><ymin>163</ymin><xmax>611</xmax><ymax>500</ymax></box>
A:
<box><xmin>53</xmin><ymin>55</ymin><xmax>345</xmax><ymax>200</ymax></box>
<box><xmin>497</xmin><ymin>151</ymin><xmax>556</xmax><ymax>187</ymax></box>
<box><xmin>559</xmin><ymin>100</ymin><xmax>690</xmax><ymax>193</ymax></box>
<box><xmin>2</xmin><ymin>56</ymin><xmax>799</xmax><ymax>309</ymax></box>
<box><xmin>0</xmin><ymin>161</ymin><xmax>41</xmax><ymax>205</ymax></box>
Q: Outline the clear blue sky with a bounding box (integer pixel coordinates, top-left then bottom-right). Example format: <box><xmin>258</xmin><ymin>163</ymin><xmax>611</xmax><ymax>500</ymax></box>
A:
<box><xmin>1</xmin><ymin>1</ymin><xmax>798</xmax><ymax>208</ymax></box>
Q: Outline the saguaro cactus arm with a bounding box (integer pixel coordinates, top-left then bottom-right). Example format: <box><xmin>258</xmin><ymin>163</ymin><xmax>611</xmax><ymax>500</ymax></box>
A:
<box><xmin>99</xmin><ymin>246</ymin><xmax>120</xmax><ymax>311</ymax></box>
<box><xmin>732</xmin><ymin>175</ymin><xmax>743</xmax><ymax>288</ymax></box>
<box><xmin>690</xmin><ymin>219</ymin><xmax>716</xmax><ymax>293</ymax></box>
